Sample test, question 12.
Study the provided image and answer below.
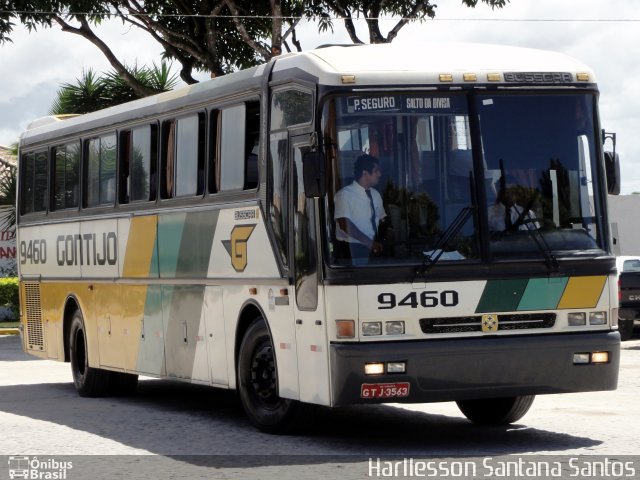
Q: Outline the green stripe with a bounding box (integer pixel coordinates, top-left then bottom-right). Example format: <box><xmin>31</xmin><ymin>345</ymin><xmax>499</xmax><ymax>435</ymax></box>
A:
<box><xmin>517</xmin><ymin>277</ymin><xmax>568</xmax><ymax>311</ymax></box>
<box><xmin>175</xmin><ymin>210</ymin><xmax>218</xmax><ymax>278</ymax></box>
<box><xmin>157</xmin><ymin>213</ymin><xmax>187</xmax><ymax>277</ymax></box>
<box><xmin>476</xmin><ymin>279</ymin><xmax>529</xmax><ymax>313</ymax></box>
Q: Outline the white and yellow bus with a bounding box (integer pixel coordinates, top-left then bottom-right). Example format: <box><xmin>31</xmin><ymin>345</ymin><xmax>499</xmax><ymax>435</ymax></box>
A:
<box><xmin>18</xmin><ymin>42</ymin><xmax>621</xmax><ymax>432</ymax></box>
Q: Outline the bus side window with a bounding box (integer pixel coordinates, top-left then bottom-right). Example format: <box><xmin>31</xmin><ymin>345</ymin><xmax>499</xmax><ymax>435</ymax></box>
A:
<box><xmin>84</xmin><ymin>134</ymin><xmax>116</xmax><ymax>208</ymax></box>
<box><xmin>245</xmin><ymin>101</ymin><xmax>260</xmax><ymax>190</ymax></box>
<box><xmin>161</xmin><ymin>114</ymin><xmax>205</xmax><ymax>199</ymax></box>
<box><xmin>52</xmin><ymin>142</ymin><xmax>80</xmax><ymax>210</ymax></box>
<box><xmin>20</xmin><ymin>150</ymin><xmax>48</xmax><ymax>214</ymax></box>
<box><xmin>119</xmin><ymin>124</ymin><xmax>157</xmax><ymax>204</ymax></box>
<box><xmin>208</xmin><ymin>109</ymin><xmax>219</xmax><ymax>194</ymax></box>
<box><xmin>219</xmin><ymin>101</ymin><xmax>261</xmax><ymax>192</ymax></box>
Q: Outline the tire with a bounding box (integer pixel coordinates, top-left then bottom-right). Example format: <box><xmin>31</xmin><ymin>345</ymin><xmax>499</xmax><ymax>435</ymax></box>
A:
<box><xmin>237</xmin><ymin>317</ymin><xmax>303</xmax><ymax>433</ymax></box>
<box><xmin>618</xmin><ymin>318</ymin><xmax>635</xmax><ymax>341</ymax></box>
<box><xmin>456</xmin><ymin>395</ymin><xmax>535</xmax><ymax>425</ymax></box>
<box><xmin>69</xmin><ymin>309</ymin><xmax>110</xmax><ymax>397</ymax></box>
<box><xmin>108</xmin><ymin>371</ymin><xmax>139</xmax><ymax>396</ymax></box>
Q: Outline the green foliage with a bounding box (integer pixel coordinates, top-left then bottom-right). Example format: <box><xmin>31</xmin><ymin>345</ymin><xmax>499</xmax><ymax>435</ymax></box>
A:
<box><xmin>50</xmin><ymin>62</ymin><xmax>179</xmax><ymax>115</ymax></box>
<box><xmin>1</xmin><ymin>1</ymin><xmax>509</xmax><ymax>88</ymax></box>
<box><xmin>0</xmin><ymin>277</ymin><xmax>19</xmax><ymax>321</ymax></box>
<box><xmin>0</xmin><ymin>168</ymin><xmax>16</xmax><ymax>231</ymax></box>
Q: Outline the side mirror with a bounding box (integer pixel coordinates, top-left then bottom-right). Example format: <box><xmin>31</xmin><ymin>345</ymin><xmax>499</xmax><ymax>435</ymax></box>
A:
<box><xmin>604</xmin><ymin>151</ymin><xmax>621</xmax><ymax>195</ymax></box>
<box><xmin>302</xmin><ymin>151</ymin><xmax>326</xmax><ymax>198</ymax></box>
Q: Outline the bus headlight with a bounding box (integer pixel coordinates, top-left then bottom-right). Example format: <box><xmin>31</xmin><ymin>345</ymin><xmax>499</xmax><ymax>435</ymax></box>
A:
<box><xmin>589</xmin><ymin>311</ymin><xmax>607</xmax><ymax>325</ymax></box>
<box><xmin>362</xmin><ymin>322</ymin><xmax>382</xmax><ymax>336</ymax></box>
<box><xmin>385</xmin><ymin>321</ymin><xmax>405</xmax><ymax>335</ymax></box>
<box><xmin>568</xmin><ymin>312</ymin><xmax>586</xmax><ymax>326</ymax></box>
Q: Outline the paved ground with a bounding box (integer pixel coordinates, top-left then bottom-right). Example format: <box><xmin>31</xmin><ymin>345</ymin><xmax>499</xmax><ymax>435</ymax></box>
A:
<box><xmin>1</xmin><ymin>331</ymin><xmax>639</xmax><ymax>479</ymax></box>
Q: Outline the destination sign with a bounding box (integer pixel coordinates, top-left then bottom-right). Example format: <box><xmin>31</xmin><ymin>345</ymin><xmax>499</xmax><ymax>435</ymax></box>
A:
<box><xmin>345</xmin><ymin>95</ymin><xmax>467</xmax><ymax>114</ymax></box>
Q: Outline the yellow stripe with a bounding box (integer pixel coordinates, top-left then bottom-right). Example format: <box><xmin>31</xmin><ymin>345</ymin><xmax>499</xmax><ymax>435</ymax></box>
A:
<box><xmin>123</xmin><ymin>216</ymin><xmax>157</xmax><ymax>277</ymax></box>
<box><xmin>557</xmin><ymin>276</ymin><xmax>607</xmax><ymax>309</ymax></box>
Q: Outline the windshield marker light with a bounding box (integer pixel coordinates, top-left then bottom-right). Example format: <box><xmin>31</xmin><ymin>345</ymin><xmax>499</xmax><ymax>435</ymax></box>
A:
<box><xmin>341</xmin><ymin>75</ymin><xmax>356</xmax><ymax>84</ymax></box>
<box><xmin>487</xmin><ymin>73</ymin><xmax>501</xmax><ymax>82</ymax></box>
<box><xmin>576</xmin><ymin>72</ymin><xmax>590</xmax><ymax>82</ymax></box>
<box><xmin>463</xmin><ymin>73</ymin><xmax>477</xmax><ymax>82</ymax></box>
<box><xmin>439</xmin><ymin>73</ymin><xmax>453</xmax><ymax>82</ymax></box>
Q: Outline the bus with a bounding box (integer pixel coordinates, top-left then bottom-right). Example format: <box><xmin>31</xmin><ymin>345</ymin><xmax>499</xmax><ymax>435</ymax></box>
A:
<box><xmin>17</xmin><ymin>42</ymin><xmax>621</xmax><ymax>432</ymax></box>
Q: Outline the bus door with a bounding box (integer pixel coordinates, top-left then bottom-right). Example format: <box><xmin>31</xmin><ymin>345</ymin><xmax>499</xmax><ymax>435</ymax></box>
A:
<box><xmin>290</xmin><ymin>137</ymin><xmax>330</xmax><ymax>405</ymax></box>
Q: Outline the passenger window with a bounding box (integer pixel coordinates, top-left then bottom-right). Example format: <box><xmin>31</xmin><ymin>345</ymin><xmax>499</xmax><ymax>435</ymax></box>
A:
<box><xmin>219</xmin><ymin>101</ymin><xmax>261</xmax><ymax>192</ymax></box>
<box><xmin>52</xmin><ymin>142</ymin><xmax>80</xmax><ymax>210</ymax></box>
<box><xmin>208</xmin><ymin>110</ymin><xmax>219</xmax><ymax>194</ymax></box>
<box><xmin>161</xmin><ymin>113</ymin><xmax>205</xmax><ymax>199</ymax></box>
<box><xmin>119</xmin><ymin>125</ymin><xmax>157</xmax><ymax>203</ymax></box>
<box><xmin>84</xmin><ymin>134</ymin><xmax>116</xmax><ymax>207</ymax></box>
<box><xmin>20</xmin><ymin>150</ymin><xmax>48</xmax><ymax>214</ymax></box>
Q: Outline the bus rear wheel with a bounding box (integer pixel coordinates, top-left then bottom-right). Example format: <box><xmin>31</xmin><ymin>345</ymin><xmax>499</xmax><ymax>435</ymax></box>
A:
<box><xmin>69</xmin><ymin>310</ymin><xmax>110</xmax><ymax>397</ymax></box>
<box><xmin>237</xmin><ymin>317</ymin><xmax>301</xmax><ymax>433</ymax></box>
<box><xmin>456</xmin><ymin>395</ymin><xmax>535</xmax><ymax>425</ymax></box>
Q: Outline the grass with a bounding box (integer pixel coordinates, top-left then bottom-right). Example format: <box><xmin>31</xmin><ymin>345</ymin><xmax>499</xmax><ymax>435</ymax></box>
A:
<box><xmin>0</xmin><ymin>321</ymin><xmax>19</xmax><ymax>329</ymax></box>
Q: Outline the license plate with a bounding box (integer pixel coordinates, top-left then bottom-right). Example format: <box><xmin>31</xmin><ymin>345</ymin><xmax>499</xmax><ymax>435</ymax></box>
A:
<box><xmin>361</xmin><ymin>382</ymin><xmax>410</xmax><ymax>399</ymax></box>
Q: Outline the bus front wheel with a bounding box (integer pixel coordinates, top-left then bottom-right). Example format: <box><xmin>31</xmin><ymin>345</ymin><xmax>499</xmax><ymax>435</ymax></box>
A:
<box><xmin>456</xmin><ymin>395</ymin><xmax>535</xmax><ymax>425</ymax></box>
<box><xmin>237</xmin><ymin>317</ymin><xmax>301</xmax><ymax>433</ymax></box>
<box><xmin>69</xmin><ymin>310</ymin><xmax>110</xmax><ymax>397</ymax></box>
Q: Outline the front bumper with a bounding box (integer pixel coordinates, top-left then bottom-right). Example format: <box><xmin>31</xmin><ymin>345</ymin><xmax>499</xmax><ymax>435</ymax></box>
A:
<box><xmin>330</xmin><ymin>331</ymin><xmax>620</xmax><ymax>405</ymax></box>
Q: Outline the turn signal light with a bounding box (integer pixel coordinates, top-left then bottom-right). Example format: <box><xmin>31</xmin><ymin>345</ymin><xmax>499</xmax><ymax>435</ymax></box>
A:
<box><xmin>336</xmin><ymin>320</ymin><xmax>355</xmax><ymax>339</ymax></box>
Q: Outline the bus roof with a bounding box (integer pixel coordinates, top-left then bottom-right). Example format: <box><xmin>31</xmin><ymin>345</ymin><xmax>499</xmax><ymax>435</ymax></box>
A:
<box><xmin>274</xmin><ymin>42</ymin><xmax>596</xmax><ymax>86</ymax></box>
<box><xmin>20</xmin><ymin>42</ymin><xmax>595</xmax><ymax>146</ymax></box>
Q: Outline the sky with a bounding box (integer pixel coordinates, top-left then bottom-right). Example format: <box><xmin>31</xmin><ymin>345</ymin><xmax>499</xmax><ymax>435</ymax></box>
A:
<box><xmin>1</xmin><ymin>0</ymin><xmax>639</xmax><ymax>192</ymax></box>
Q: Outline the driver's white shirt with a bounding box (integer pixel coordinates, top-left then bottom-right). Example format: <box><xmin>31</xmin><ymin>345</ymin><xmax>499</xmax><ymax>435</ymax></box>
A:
<box><xmin>334</xmin><ymin>181</ymin><xmax>386</xmax><ymax>243</ymax></box>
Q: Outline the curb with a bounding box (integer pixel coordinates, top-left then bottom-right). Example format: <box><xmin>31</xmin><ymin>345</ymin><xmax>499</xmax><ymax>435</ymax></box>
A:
<box><xmin>0</xmin><ymin>328</ymin><xmax>20</xmax><ymax>335</ymax></box>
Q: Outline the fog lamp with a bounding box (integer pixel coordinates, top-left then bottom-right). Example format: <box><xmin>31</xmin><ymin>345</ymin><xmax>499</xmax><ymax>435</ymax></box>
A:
<box><xmin>365</xmin><ymin>362</ymin><xmax>384</xmax><ymax>375</ymax></box>
<box><xmin>591</xmin><ymin>351</ymin><xmax>609</xmax><ymax>364</ymax></box>
<box><xmin>589</xmin><ymin>311</ymin><xmax>607</xmax><ymax>325</ymax></box>
<box><xmin>568</xmin><ymin>312</ymin><xmax>586</xmax><ymax>326</ymax></box>
<box><xmin>573</xmin><ymin>353</ymin><xmax>590</xmax><ymax>364</ymax></box>
<box><xmin>387</xmin><ymin>362</ymin><xmax>406</xmax><ymax>373</ymax></box>
<box><xmin>362</xmin><ymin>321</ymin><xmax>382</xmax><ymax>336</ymax></box>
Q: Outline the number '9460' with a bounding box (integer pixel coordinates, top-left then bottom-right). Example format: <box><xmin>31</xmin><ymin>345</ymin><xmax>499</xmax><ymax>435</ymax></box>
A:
<box><xmin>377</xmin><ymin>291</ymin><xmax>458</xmax><ymax>309</ymax></box>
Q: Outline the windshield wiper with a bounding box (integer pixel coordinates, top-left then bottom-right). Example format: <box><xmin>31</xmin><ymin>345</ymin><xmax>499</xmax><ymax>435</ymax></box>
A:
<box><xmin>515</xmin><ymin>209</ymin><xmax>559</xmax><ymax>273</ymax></box>
<box><xmin>415</xmin><ymin>206</ymin><xmax>475</xmax><ymax>279</ymax></box>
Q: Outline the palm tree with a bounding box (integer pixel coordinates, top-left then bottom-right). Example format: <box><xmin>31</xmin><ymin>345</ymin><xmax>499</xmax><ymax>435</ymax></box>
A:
<box><xmin>50</xmin><ymin>62</ymin><xmax>179</xmax><ymax>115</ymax></box>
<box><xmin>0</xmin><ymin>155</ymin><xmax>16</xmax><ymax>231</ymax></box>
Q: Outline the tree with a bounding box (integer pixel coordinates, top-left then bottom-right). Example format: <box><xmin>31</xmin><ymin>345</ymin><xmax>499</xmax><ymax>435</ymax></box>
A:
<box><xmin>49</xmin><ymin>62</ymin><xmax>179</xmax><ymax>115</ymax></box>
<box><xmin>1</xmin><ymin>1</ymin><xmax>508</xmax><ymax>92</ymax></box>
<box><xmin>0</xmin><ymin>163</ymin><xmax>16</xmax><ymax>232</ymax></box>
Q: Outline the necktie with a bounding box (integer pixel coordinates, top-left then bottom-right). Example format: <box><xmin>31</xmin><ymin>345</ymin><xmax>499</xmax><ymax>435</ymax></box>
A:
<box><xmin>505</xmin><ymin>205</ymin><xmax>513</xmax><ymax>230</ymax></box>
<box><xmin>365</xmin><ymin>189</ymin><xmax>377</xmax><ymax>237</ymax></box>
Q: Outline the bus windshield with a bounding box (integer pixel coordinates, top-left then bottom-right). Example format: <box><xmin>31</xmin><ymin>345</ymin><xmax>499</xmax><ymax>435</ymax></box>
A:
<box><xmin>322</xmin><ymin>92</ymin><xmax>605</xmax><ymax>267</ymax></box>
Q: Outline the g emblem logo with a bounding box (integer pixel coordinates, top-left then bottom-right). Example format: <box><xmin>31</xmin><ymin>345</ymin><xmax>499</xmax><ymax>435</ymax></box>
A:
<box><xmin>481</xmin><ymin>314</ymin><xmax>499</xmax><ymax>333</ymax></box>
<box><xmin>223</xmin><ymin>224</ymin><xmax>256</xmax><ymax>272</ymax></box>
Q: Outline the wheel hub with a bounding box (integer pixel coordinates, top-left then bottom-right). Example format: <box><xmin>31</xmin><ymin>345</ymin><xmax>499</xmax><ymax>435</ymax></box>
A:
<box><xmin>250</xmin><ymin>344</ymin><xmax>277</xmax><ymax>400</ymax></box>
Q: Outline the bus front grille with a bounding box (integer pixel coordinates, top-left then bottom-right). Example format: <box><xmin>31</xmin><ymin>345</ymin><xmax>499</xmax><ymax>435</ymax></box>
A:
<box><xmin>419</xmin><ymin>313</ymin><xmax>556</xmax><ymax>334</ymax></box>
<box><xmin>24</xmin><ymin>283</ymin><xmax>44</xmax><ymax>350</ymax></box>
